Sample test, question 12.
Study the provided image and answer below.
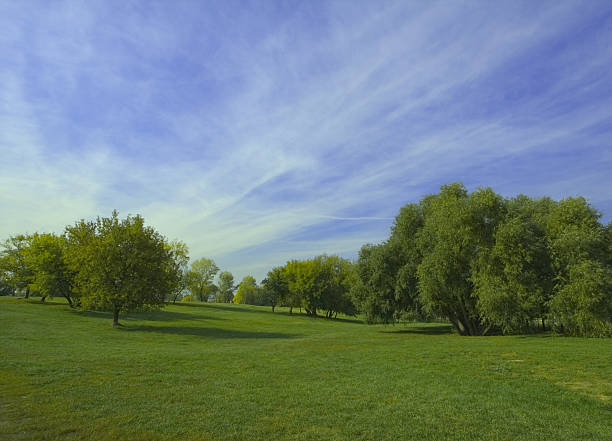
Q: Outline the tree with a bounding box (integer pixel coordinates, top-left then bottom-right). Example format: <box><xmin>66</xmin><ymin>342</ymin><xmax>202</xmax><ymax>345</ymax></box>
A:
<box><xmin>0</xmin><ymin>234</ymin><xmax>34</xmax><ymax>297</ymax></box>
<box><xmin>188</xmin><ymin>258</ymin><xmax>219</xmax><ymax>301</ymax></box>
<box><xmin>217</xmin><ymin>271</ymin><xmax>235</xmax><ymax>303</ymax></box>
<box><xmin>262</xmin><ymin>266</ymin><xmax>288</xmax><ymax>312</ymax></box>
<box><xmin>545</xmin><ymin>197</ymin><xmax>611</xmax><ymax>335</ymax></box>
<box><xmin>233</xmin><ymin>276</ymin><xmax>258</xmax><ymax>304</ymax></box>
<box><xmin>416</xmin><ymin>184</ymin><xmax>506</xmax><ymax>335</ymax></box>
<box><xmin>24</xmin><ymin>233</ymin><xmax>76</xmax><ymax>306</ymax></box>
<box><xmin>65</xmin><ymin>211</ymin><xmax>176</xmax><ymax>326</ymax></box>
<box><xmin>472</xmin><ymin>212</ymin><xmax>554</xmax><ymax>334</ymax></box>
<box><xmin>166</xmin><ymin>240</ymin><xmax>190</xmax><ymax>303</ymax></box>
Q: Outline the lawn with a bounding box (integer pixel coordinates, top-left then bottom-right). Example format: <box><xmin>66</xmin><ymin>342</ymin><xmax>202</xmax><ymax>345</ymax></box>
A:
<box><xmin>1</xmin><ymin>296</ymin><xmax>611</xmax><ymax>440</ymax></box>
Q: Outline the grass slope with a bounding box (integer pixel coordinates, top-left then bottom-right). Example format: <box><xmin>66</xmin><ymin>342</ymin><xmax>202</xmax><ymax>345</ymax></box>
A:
<box><xmin>1</xmin><ymin>297</ymin><xmax>611</xmax><ymax>440</ymax></box>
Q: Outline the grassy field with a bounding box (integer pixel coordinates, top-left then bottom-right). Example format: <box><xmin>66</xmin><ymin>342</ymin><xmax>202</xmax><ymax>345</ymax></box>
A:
<box><xmin>1</xmin><ymin>297</ymin><xmax>611</xmax><ymax>440</ymax></box>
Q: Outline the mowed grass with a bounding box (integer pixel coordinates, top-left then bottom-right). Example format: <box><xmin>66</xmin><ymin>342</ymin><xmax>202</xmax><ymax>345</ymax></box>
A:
<box><xmin>1</xmin><ymin>297</ymin><xmax>611</xmax><ymax>441</ymax></box>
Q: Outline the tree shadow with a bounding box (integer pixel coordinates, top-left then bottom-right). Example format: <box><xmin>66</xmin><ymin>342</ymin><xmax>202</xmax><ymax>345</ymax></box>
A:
<box><xmin>123</xmin><ymin>325</ymin><xmax>300</xmax><ymax>339</ymax></box>
<box><xmin>382</xmin><ymin>324</ymin><xmax>455</xmax><ymax>335</ymax></box>
<box><xmin>70</xmin><ymin>309</ymin><xmax>221</xmax><ymax>322</ymax></box>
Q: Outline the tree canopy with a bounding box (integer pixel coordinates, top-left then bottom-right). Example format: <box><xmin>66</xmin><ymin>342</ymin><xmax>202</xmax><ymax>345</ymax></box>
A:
<box><xmin>65</xmin><ymin>211</ymin><xmax>177</xmax><ymax>326</ymax></box>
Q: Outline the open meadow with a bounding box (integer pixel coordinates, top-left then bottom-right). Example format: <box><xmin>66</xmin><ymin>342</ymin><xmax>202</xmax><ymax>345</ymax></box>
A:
<box><xmin>1</xmin><ymin>297</ymin><xmax>611</xmax><ymax>441</ymax></box>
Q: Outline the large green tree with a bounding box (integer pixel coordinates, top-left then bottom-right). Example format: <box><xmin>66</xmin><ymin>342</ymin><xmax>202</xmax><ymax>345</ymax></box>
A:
<box><xmin>65</xmin><ymin>211</ymin><xmax>176</xmax><ymax>326</ymax></box>
<box><xmin>416</xmin><ymin>184</ymin><xmax>506</xmax><ymax>335</ymax></box>
<box><xmin>262</xmin><ymin>266</ymin><xmax>288</xmax><ymax>312</ymax></box>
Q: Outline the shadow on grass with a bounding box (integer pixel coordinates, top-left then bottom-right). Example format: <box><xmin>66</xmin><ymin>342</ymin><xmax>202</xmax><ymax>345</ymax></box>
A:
<box><xmin>123</xmin><ymin>325</ymin><xmax>300</xmax><ymax>339</ymax></box>
<box><xmin>182</xmin><ymin>302</ymin><xmax>365</xmax><ymax>324</ymax></box>
<box><xmin>382</xmin><ymin>324</ymin><xmax>455</xmax><ymax>335</ymax></box>
<box><xmin>71</xmin><ymin>309</ymin><xmax>221</xmax><ymax>322</ymax></box>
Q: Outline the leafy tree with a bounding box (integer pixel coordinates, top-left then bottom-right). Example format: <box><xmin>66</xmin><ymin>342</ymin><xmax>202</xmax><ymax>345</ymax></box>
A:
<box><xmin>65</xmin><ymin>211</ymin><xmax>176</xmax><ymax>326</ymax></box>
<box><xmin>24</xmin><ymin>233</ymin><xmax>76</xmax><ymax>306</ymax></box>
<box><xmin>188</xmin><ymin>258</ymin><xmax>219</xmax><ymax>301</ymax></box>
<box><xmin>262</xmin><ymin>266</ymin><xmax>288</xmax><ymax>312</ymax></box>
<box><xmin>217</xmin><ymin>271</ymin><xmax>235</xmax><ymax>303</ymax></box>
<box><xmin>416</xmin><ymin>184</ymin><xmax>506</xmax><ymax>335</ymax></box>
<box><xmin>166</xmin><ymin>240</ymin><xmax>190</xmax><ymax>303</ymax></box>
<box><xmin>472</xmin><ymin>212</ymin><xmax>554</xmax><ymax>333</ymax></box>
<box><xmin>545</xmin><ymin>197</ymin><xmax>610</xmax><ymax>335</ymax></box>
<box><xmin>319</xmin><ymin>255</ymin><xmax>355</xmax><ymax>318</ymax></box>
<box><xmin>232</xmin><ymin>276</ymin><xmax>258</xmax><ymax>304</ymax></box>
<box><xmin>0</xmin><ymin>234</ymin><xmax>34</xmax><ymax>297</ymax></box>
<box><xmin>549</xmin><ymin>260</ymin><xmax>612</xmax><ymax>337</ymax></box>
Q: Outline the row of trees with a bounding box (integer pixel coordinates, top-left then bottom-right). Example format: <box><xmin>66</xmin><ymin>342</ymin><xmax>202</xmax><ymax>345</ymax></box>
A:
<box><xmin>352</xmin><ymin>183</ymin><xmax>612</xmax><ymax>337</ymax></box>
<box><xmin>257</xmin><ymin>255</ymin><xmax>356</xmax><ymax>318</ymax></box>
<box><xmin>0</xmin><ymin>211</ymin><xmax>238</xmax><ymax>324</ymax></box>
<box><xmin>2</xmin><ymin>184</ymin><xmax>610</xmax><ymax>336</ymax></box>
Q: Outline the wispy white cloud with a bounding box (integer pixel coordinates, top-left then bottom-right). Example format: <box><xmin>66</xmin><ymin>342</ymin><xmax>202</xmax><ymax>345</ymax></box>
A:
<box><xmin>1</xmin><ymin>0</ymin><xmax>611</xmax><ymax>281</ymax></box>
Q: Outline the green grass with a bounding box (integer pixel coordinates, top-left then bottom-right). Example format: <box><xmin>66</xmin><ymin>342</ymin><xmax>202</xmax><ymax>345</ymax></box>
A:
<box><xmin>1</xmin><ymin>296</ymin><xmax>611</xmax><ymax>440</ymax></box>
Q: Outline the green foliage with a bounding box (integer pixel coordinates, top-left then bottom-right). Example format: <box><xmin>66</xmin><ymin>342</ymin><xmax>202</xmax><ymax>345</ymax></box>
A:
<box><xmin>0</xmin><ymin>234</ymin><xmax>34</xmax><ymax>296</ymax></box>
<box><xmin>166</xmin><ymin>240</ymin><xmax>190</xmax><ymax>303</ymax></box>
<box><xmin>65</xmin><ymin>211</ymin><xmax>175</xmax><ymax>325</ymax></box>
<box><xmin>233</xmin><ymin>275</ymin><xmax>258</xmax><ymax>304</ymax></box>
<box><xmin>357</xmin><ymin>184</ymin><xmax>611</xmax><ymax>337</ymax></box>
<box><xmin>188</xmin><ymin>257</ymin><xmax>219</xmax><ymax>301</ymax></box>
<box><xmin>180</xmin><ymin>294</ymin><xmax>195</xmax><ymax>302</ymax></box>
<box><xmin>217</xmin><ymin>271</ymin><xmax>235</xmax><ymax>303</ymax></box>
<box><xmin>549</xmin><ymin>260</ymin><xmax>612</xmax><ymax>337</ymax></box>
<box><xmin>416</xmin><ymin>184</ymin><xmax>506</xmax><ymax>335</ymax></box>
<box><xmin>262</xmin><ymin>266</ymin><xmax>288</xmax><ymax>311</ymax></box>
<box><xmin>24</xmin><ymin>233</ymin><xmax>76</xmax><ymax>306</ymax></box>
<box><xmin>473</xmin><ymin>205</ymin><xmax>554</xmax><ymax>334</ymax></box>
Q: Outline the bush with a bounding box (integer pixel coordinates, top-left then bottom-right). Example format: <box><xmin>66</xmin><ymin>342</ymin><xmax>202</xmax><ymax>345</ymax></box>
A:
<box><xmin>180</xmin><ymin>295</ymin><xmax>195</xmax><ymax>303</ymax></box>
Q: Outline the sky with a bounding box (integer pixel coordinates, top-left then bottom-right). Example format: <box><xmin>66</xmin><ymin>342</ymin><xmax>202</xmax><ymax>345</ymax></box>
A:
<box><xmin>1</xmin><ymin>0</ymin><xmax>611</xmax><ymax>283</ymax></box>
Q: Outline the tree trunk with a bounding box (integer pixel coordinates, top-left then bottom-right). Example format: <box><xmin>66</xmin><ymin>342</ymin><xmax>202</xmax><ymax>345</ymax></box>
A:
<box><xmin>65</xmin><ymin>295</ymin><xmax>73</xmax><ymax>308</ymax></box>
<box><xmin>272</xmin><ymin>304</ymin><xmax>275</xmax><ymax>313</ymax></box>
<box><xmin>113</xmin><ymin>307</ymin><xmax>120</xmax><ymax>326</ymax></box>
<box><xmin>40</xmin><ymin>295</ymin><xmax>47</xmax><ymax>303</ymax></box>
<box><xmin>541</xmin><ymin>318</ymin><xmax>546</xmax><ymax>331</ymax></box>
<box><xmin>25</xmin><ymin>287</ymin><xmax>30</xmax><ymax>298</ymax></box>
<box><xmin>289</xmin><ymin>306</ymin><xmax>293</xmax><ymax>315</ymax></box>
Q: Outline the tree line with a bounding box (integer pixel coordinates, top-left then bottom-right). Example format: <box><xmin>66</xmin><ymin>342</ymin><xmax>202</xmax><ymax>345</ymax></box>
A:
<box><xmin>351</xmin><ymin>183</ymin><xmax>612</xmax><ymax>337</ymax></box>
<box><xmin>0</xmin><ymin>211</ymin><xmax>238</xmax><ymax>325</ymax></box>
<box><xmin>2</xmin><ymin>183</ymin><xmax>611</xmax><ymax>336</ymax></box>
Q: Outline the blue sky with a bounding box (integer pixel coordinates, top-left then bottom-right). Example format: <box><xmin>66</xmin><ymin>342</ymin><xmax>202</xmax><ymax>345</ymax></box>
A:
<box><xmin>1</xmin><ymin>0</ymin><xmax>611</xmax><ymax>283</ymax></box>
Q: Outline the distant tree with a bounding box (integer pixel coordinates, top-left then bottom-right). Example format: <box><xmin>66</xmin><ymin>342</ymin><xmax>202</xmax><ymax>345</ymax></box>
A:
<box><xmin>188</xmin><ymin>258</ymin><xmax>219</xmax><ymax>301</ymax></box>
<box><xmin>233</xmin><ymin>276</ymin><xmax>258</xmax><ymax>304</ymax></box>
<box><xmin>0</xmin><ymin>234</ymin><xmax>34</xmax><ymax>297</ymax></box>
<box><xmin>217</xmin><ymin>271</ymin><xmax>235</xmax><ymax>303</ymax></box>
<box><xmin>65</xmin><ymin>211</ymin><xmax>176</xmax><ymax>326</ymax></box>
<box><xmin>24</xmin><ymin>233</ymin><xmax>76</xmax><ymax>306</ymax></box>
<box><xmin>262</xmin><ymin>266</ymin><xmax>288</xmax><ymax>312</ymax></box>
<box><xmin>166</xmin><ymin>240</ymin><xmax>190</xmax><ymax>303</ymax></box>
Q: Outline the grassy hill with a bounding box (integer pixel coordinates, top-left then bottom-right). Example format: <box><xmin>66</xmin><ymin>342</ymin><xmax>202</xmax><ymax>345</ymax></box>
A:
<box><xmin>1</xmin><ymin>297</ymin><xmax>611</xmax><ymax>440</ymax></box>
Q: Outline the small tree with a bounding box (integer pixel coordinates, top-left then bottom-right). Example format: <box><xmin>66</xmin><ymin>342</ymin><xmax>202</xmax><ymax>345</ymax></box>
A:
<box><xmin>262</xmin><ymin>266</ymin><xmax>288</xmax><ymax>312</ymax></box>
<box><xmin>166</xmin><ymin>240</ymin><xmax>190</xmax><ymax>303</ymax></box>
<box><xmin>65</xmin><ymin>211</ymin><xmax>176</xmax><ymax>326</ymax></box>
<box><xmin>24</xmin><ymin>233</ymin><xmax>76</xmax><ymax>306</ymax></box>
<box><xmin>217</xmin><ymin>271</ymin><xmax>235</xmax><ymax>303</ymax></box>
<box><xmin>0</xmin><ymin>235</ymin><xmax>34</xmax><ymax>297</ymax></box>
<box><xmin>188</xmin><ymin>258</ymin><xmax>219</xmax><ymax>301</ymax></box>
<box><xmin>233</xmin><ymin>276</ymin><xmax>257</xmax><ymax>304</ymax></box>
